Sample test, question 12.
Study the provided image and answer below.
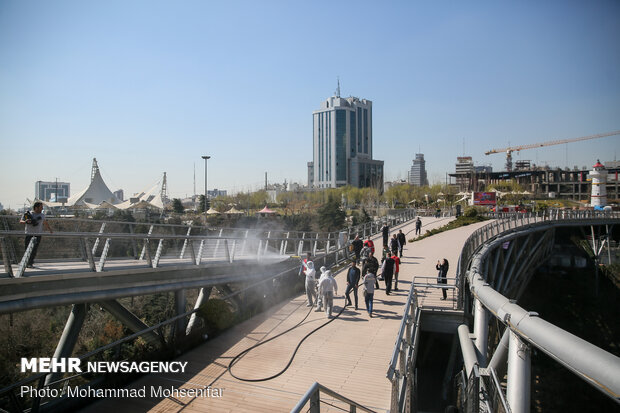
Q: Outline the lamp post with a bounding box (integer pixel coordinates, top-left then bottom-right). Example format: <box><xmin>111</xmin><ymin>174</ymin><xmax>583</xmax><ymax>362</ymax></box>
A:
<box><xmin>202</xmin><ymin>155</ymin><xmax>211</xmax><ymax>212</ymax></box>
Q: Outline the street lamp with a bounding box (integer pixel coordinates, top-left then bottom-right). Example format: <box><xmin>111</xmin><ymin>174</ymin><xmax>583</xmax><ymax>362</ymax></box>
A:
<box><xmin>202</xmin><ymin>155</ymin><xmax>211</xmax><ymax>212</ymax></box>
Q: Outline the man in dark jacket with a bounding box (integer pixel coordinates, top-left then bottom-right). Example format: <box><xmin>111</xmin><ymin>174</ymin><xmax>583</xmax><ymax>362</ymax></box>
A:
<box><xmin>381</xmin><ymin>222</ymin><xmax>390</xmax><ymax>247</ymax></box>
<box><xmin>381</xmin><ymin>254</ymin><xmax>396</xmax><ymax>295</ymax></box>
<box><xmin>351</xmin><ymin>235</ymin><xmax>363</xmax><ymax>262</ymax></box>
<box><xmin>345</xmin><ymin>260</ymin><xmax>361</xmax><ymax>309</ymax></box>
<box><xmin>389</xmin><ymin>234</ymin><xmax>400</xmax><ymax>256</ymax></box>
<box><xmin>362</xmin><ymin>251</ymin><xmax>380</xmax><ymax>290</ymax></box>
<box><xmin>397</xmin><ymin>230</ymin><xmax>406</xmax><ymax>258</ymax></box>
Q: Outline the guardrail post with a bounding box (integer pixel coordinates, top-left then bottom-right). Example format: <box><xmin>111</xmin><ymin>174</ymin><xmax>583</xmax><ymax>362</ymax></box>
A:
<box><xmin>153</xmin><ymin>238</ymin><xmax>165</xmax><ymax>268</ymax></box>
<box><xmin>298</xmin><ymin>232</ymin><xmax>306</xmax><ymax>257</ymax></box>
<box><xmin>179</xmin><ymin>225</ymin><xmax>192</xmax><ymax>259</ymax></box>
<box><xmin>196</xmin><ymin>239</ymin><xmax>205</xmax><ymax>265</ymax></box>
<box><xmin>313</xmin><ymin>233</ymin><xmax>319</xmax><ymax>257</ymax></box>
<box><xmin>15</xmin><ymin>236</ymin><xmax>37</xmax><ymax>278</ymax></box>
<box><xmin>214</xmin><ymin>229</ymin><xmax>224</xmax><ymax>258</ymax></box>
<box><xmin>310</xmin><ymin>387</ymin><xmax>320</xmax><ymax>413</ymax></box>
<box><xmin>92</xmin><ymin>222</ymin><xmax>107</xmax><ymax>256</ymax></box>
<box><xmin>474</xmin><ymin>298</ymin><xmax>489</xmax><ymax>366</ymax></box>
<box><xmin>97</xmin><ymin>238</ymin><xmax>111</xmax><ymax>272</ymax></box>
<box><xmin>82</xmin><ymin>237</ymin><xmax>96</xmax><ymax>271</ymax></box>
<box><xmin>0</xmin><ymin>237</ymin><xmax>14</xmax><ymax>277</ymax></box>
<box><xmin>139</xmin><ymin>225</ymin><xmax>154</xmax><ymax>260</ymax></box>
<box><xmin>225</xmin><ymin>240</ymin><xmax>232</xmax><ymax>263</ymax></box>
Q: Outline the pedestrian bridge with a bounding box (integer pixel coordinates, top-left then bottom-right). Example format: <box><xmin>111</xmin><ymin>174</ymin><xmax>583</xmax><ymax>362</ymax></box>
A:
<box><xmin>0</xmin><ymin>211</ymin><xmax>618</xmax><ymax>412</ymax></box>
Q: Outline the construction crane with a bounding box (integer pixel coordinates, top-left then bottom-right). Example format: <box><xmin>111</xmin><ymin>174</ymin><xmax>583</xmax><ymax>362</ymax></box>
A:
<box><xmin>485</xmin><ymin>130</ymin><xmax>620</xmax><ymax>171</ymax></box>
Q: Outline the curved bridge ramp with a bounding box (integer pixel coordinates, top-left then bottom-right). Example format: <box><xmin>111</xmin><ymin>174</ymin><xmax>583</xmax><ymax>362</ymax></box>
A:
<box><xmin>78</xmin><ymin>218</ymin><xmax>482</xmax><ymax>413</ymax></box>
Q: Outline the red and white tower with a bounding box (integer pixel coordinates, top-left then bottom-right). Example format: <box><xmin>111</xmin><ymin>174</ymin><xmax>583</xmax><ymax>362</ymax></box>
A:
<box><xmin>589</xmin><ymin>160</ymin><xmax>607</xmax><ymax>207</ymax></box>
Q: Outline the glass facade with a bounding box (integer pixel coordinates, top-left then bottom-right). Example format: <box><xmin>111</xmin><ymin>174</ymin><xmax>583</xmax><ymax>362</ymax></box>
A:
<box><xmin>350</xmin><ymin>110</ymin><xmax>356</xmax><ymax>156</ymax></box>
<box><xmin>336</xmin><ymin>110</ymin><xmax>347</xmax><ymax>181</ymax></box>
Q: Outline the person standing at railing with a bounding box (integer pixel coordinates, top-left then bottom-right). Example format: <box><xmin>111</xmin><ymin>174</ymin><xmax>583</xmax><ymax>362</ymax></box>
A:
<box><xmin>362</xmin><ymin>271</ymin><xmax>376</xmax><ymax>318</ymax></box>
<box><xmin>19</xmin><ymin>201</ymin><xmax>53</xmax><ymax>268</ymax></box>
<box><xmin>436</xmin><ymin>258</ymin><xmax>449</xmax><ymax>300</ymax></box>
<box><xmin>344</xmin><ymin>260</ymin><xmax>361</xmax><ymax>310</ymax></box>
<box><xmin>318</xmin><ymin>269</ymin><xmax>338</xmax><ymax>318</ymax></box>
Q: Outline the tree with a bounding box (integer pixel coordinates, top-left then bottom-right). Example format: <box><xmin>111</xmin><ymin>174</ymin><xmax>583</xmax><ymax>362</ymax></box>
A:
<box><xmin>198</xmin><ymin>195</ymin><xmax>208</xmax><ymax>212</ymax></box>
<box><xmin>172</xmin><ymin>198</ymin><xmax>184</xmax><ymax>214</ymax></box>
<box><xmin>317</xmin><ymin>196</ymin><xmax>345</xmax><ymax>231</ymax></box>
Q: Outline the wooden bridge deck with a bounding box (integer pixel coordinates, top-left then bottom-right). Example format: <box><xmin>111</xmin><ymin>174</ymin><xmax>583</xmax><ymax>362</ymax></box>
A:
<box><xmin>82</xmin><ymin>218</ymin><xmax>489</xmax><ymax>413</ymax></box>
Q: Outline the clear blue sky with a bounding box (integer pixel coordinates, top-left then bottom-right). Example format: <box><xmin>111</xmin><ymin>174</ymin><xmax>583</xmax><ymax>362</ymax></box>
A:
<box><xmin>1</xmin><ymin>0</ymin><xmax>619</xmax><ymax>209</ymax></box>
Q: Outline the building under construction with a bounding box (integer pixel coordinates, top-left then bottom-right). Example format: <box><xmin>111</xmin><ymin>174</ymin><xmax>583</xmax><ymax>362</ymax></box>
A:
<box><xmin>450</xmin><ymin>160</ymin><xmax>620</xmax><ymax>202</ymax></box>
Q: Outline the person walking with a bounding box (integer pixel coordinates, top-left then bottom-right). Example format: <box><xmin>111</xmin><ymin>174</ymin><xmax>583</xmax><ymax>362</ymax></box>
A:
<box><xmin>19</xmin><ymin>201</ymin><xmax>53</xmax><ymax>268</ymax></box>
<box><xmin>363</xmin><ymin>237</ymin><xmax>375</xmax><ymax>254</ymax></box>
<box><xmin>318</xmin><ymin>269</ymin><xmax>338</xmax><ymax>317</ymax></box>
<box><xmin>397</xmin><ymin>229</ymin><xmax>406</xmax><ymax>258</ymax></box>
<box><xmin>351</xmin><ymin>235</ymin><xmax>363</xmax><ymax>262</ymax></box>
<box><xmin>381</xmin><ymin>253</ymin><xmax>396</xmax><ymax>295</ymax></box>
<box><xmin>345</xmin><ymin>260</ymin><xmax>361</xmax><ymax>310</ymax></box>
<box><xmin>381</xmin><ymin>221</ymin><xmax>390</xmax><ymax>248</ymax></box>
<box><xmin>362</xmin><ymin>271</ymin><xmax>376</xmax><ymax>318</ymax></box>
<box><xmin>362</xmin><ymin>251</ymin><xmax>380</xmax><ymax>290</ymax></box>
<box><xmin>415</xmin><ymin>217</ymin><xmax>422</xmax><ymax>236</ymax></box>
<box><xmin>391</xmin><ymin>252</ymin><xmax>401</xmax><ymax>291</ymax></box>
<box><xmin>315</xmin><ymin>266</ymin><xmax>328</xmax><ymax>311</ymax></box>
<box><xmin>436</xmin><ymin>258</ymin><xmax>449</xmax><ymax>300</ymax></box>
<box><xmin>389</xmin><ymin>233</ymin><xmax>400</xmax><ymax>256</ymax></box>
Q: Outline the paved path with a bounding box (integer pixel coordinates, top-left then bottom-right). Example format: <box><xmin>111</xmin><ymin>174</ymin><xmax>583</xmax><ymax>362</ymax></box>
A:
<box><xmin>82</xmin><ymin>218</ymin><xmax>490</xmax><ymax>413</ymax></box>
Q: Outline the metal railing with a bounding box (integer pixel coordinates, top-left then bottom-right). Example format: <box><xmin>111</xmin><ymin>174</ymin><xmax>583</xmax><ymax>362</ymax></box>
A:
<box><xmin>386</xmin><ymin>279</ymin><xmax>421</xmax><ymax>413</ymax></box>
<box><xmin>291</xmin><ymin>382</ymin><xmax>377</xmax><ymax>413</ymax></box>
<box><xmin>456</xmin><ymin>210</ymin><xmax>620</xmax><ymax>411</ymax></box>
<box><xmin>455</xmin><ymin>210</ymin><xmax>620</xmax><ymax>308</ymax></box>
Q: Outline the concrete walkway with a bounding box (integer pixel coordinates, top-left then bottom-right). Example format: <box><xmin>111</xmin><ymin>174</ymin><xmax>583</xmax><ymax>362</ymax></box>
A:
<box><xmin>81</xmin><ymin>217</ymin><xmax>490</xmax><ymax>413</ymax></box>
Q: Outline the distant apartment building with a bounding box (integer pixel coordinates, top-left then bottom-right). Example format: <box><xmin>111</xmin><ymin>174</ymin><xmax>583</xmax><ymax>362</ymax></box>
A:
<box><xmin>208</xmin><ymin>189</ymin><xmax>227</xmax><ymax>198</ymax></box>
<box><xmin>408</xmin><ymin>153</ymin><xmax>428</xmax><ymax>186</ymax></box>
<box><xmin>113</xmin><ymin>189</ymin><xmax>124</xmax><ymax>202</ymax></box>
<box><xmin>35</xmin><ymin>181</ymin><xmax>70</xmax><ymax>203</ymax></box>
<box><xmin>311</xmin><ymin>92</ymin><xmax>384</xmax><ymax>192</ymax></box>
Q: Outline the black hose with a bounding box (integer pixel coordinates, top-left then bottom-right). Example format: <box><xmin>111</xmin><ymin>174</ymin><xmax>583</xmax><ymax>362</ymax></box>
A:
<box><xmin>227</xmin><ymin>299</ymin><xmax>348</xmax><ymax>382</ymax></box>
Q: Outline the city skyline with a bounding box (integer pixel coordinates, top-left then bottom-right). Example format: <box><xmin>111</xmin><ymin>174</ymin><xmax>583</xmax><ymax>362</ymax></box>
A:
<box><xmin>1</xmin><ymin>1</ymin><xmax>619</xmax><ymax>209</ymax></box>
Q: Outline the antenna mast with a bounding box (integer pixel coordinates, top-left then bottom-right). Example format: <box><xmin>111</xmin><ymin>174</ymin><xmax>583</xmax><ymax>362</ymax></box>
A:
<box><xmin>335</xmin><ymin>77</ymin><xmax>341</xmax><ymax>97</ymax></box>
<box><xmin>90</xmin><ymin>158</ymin><xmax>99</xmax><ymax>182</ymax></box>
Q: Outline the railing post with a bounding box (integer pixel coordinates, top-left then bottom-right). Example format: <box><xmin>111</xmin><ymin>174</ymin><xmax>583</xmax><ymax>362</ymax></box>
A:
<box><xmin>139</xmin><ymin>225</ymin><xmax>154</xmax><ymax>260</ymax></box>
<box><xmin>97</xmin><ymin>238</ymin><xmax>111</xmax><ymax>272</ymax></box>
<box><xmin>507</xmin><ymin>330</ymin><xmax>531</xmax><ymax>413</ymax></box>
<box><xmin>179</xmin><ymin>225</ymin><xmax>192</xmax><ymax>259</ymax></box>
<box><xmin>310</xmin><ymin>387</ymin><xmax>320</xmax><ymax>413</ymax></box>
<box><xmin>0</xmin><ymin>237</ymin><xmax>14</xmax><ymax>277</ymax></box>
<box><xmin>92</xmin><ymin>222</ymin><xmax>107</xmax><ymax>256</ymax></box>
<box><xmin>214</xmin><ymin>229</ymin><xmax>224</xmax><ymax>258</ymax></box>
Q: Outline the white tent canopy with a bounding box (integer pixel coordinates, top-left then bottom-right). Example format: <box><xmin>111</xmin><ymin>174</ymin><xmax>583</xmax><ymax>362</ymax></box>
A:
<box><xmin>67</xmin><ymin>158</ymin><xmax>120</xmax><ymax>206</ymax></box>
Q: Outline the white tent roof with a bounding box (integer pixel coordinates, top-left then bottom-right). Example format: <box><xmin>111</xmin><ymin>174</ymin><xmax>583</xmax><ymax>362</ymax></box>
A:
<box><xmin>68</xmin><ymin>159</ymin><xmax>120</xmax><ymax>206</ymax></box>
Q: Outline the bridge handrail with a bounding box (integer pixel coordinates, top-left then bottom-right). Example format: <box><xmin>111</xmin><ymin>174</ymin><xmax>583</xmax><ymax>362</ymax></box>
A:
<box><xmin>291</xmin><ymin>381</ymin><xmax>377</xmax><ymax>413</ymax></box>
<box><xmin>456</xmin><ymin>210</ymin><xmax>620</xmax><ymax>308</ymax></box>
<box><xmin>386</xmin><ymin>279</ymin><xmax>421</xmax><ymax>412</ymax></box>
<box><xmin>457</xmin><ymin>210</ymin><xmax>620</xmax><ymax>407</ymax></box>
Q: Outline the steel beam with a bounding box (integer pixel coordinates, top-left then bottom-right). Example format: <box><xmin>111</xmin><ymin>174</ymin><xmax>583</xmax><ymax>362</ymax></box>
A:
<box><xmin>45</xmin><ymin>303</ymin><xmax>88</xmax><ymax>386</ymax></box>
<box><xmin>507</xmin><ymin>330</ymin><xmax>531</xmax><ymax>413</ymax></box>
<box><xmin>99</xmin><ymin>300</ymin><xmax>160</xmax><ymax>346</ymax></box>
<box><xmin>186</xmin><ymin>286</ymin><xmax>213</xmax><ymax>335</ymax></box>
<box><xmin>473</xmin><ymin>298</ymin><xmax>489</xmax><ymax>365</ymax></box>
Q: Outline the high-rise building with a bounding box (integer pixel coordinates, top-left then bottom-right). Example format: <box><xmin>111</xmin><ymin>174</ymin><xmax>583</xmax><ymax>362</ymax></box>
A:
<box><xmin>35</xmin><ymin>181</ymin><xmax>70</xmax><ymax>203</ymax></box>
<box><xmin>408</xmin><ymin>153</ymin><xmax>428</xmax><ymax>186</ymax></box>
<box><xmin>311</xmin><ymin>92</ymin><xmax>384</xmax><ymax>191</ymax></box>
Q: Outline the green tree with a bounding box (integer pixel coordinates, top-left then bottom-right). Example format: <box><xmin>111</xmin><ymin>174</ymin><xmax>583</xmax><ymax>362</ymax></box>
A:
<box><xmin>172</xmin><ymin>198</ymin><xmax>184</xmax><ymax>213</ymax></box>
<box><xmin>317</xmin><ymin>196</ymin><xmax>345</xmax><ymax>231</ymax></box>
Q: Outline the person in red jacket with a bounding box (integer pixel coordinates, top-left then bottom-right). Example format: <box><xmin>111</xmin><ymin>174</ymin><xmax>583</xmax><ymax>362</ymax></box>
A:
<box><xmin>391</xmin><ymin>253</ymin><xmax>401</xmax><ymax>291</ymax></box>
<box><xmin>363</xmin><ymin>237</ymin><xmax>375</xmax><ymax>254</ymax></box>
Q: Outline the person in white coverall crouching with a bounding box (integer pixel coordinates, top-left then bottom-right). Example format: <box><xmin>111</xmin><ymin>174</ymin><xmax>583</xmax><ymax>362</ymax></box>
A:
<box><xmin>318</xmin><ymin>269</ymin><xmax>338</xmax><ymax>317</ymax></box>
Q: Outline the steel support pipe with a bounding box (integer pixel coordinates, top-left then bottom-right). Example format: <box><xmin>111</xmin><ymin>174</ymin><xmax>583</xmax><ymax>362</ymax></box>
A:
<box><xmin>507</xmin><ymin>330</ymin><xmax>531</xmax><ymax>413</ymax></box>
<box><xmin>458</xmin><ymin>324</ymin><xmax>479</xmax><ymax>377</ymax></box>
<box><xmin>186</xmin><ymin>286</ymin><xmax>213</xmax><ymax>335</ymax></box>
<box><xmin>45</xmin><ymin>303</ymin><xmax>88</xmax><ymax>386</ymax></box>
<box><xmin>468</xmin><ymin>268</ymin><xmax>620</xmax><ymax>401</ymax></box>
<box><xmin>473</xmin><ymin>298</ymin><xmax>489</xmax><ymax>365</ymax></box>
<box><xmin>488</xmin><ymin>328</ymin><xmax>510</xmax><ymax>379</ymax></box>
<box><xmin>99</xmin><ymin>300</ymin><xmax>160</xmax><ymax>346</ymax></box>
